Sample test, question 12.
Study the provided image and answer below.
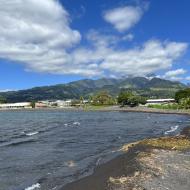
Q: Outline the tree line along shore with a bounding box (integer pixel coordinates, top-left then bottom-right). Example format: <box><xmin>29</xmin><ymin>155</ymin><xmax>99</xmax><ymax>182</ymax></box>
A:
<box><xmin>0</xmin><ymin>88</ymin><xmax>190</xmax><ymax>111</ymax></box>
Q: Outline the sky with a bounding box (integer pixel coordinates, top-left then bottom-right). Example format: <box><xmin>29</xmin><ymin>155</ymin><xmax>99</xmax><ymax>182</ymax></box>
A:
<box><xmin>0</xmin><ymin>0</ymin><xmax>190</xmax><ymax>91</ymax></box>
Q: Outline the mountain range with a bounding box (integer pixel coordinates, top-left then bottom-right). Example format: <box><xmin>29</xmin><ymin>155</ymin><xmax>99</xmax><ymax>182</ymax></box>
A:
<box><xmin>0</xmin><ymin>77</ymin><xmax>187</xmax><ymax>103</ymax></box>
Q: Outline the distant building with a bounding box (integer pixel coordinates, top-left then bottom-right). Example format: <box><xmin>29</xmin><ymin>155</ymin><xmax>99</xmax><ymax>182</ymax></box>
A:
<box><xmin>35</xmin><ymin>100</ymin><xmax>72</xmax><ymax>108</ymax></box>
<box><xmin>35</xmin><ymin>101</ymin><xmax>48</xmax><ymax>108</ymax></box>
<box><xmin>146</xmin><ymin>99</ymin><xmax>175</xmax><ymax>105</ymax></box>
<box><xmin>0</xmin><ymin>102</ymin><xmax>32</xmax><ymax>109</ymax></box>
<box><xmin>83</xmin><ymin>100</ymin><xmax>89</xmax><ymax>104</ymax></box>
<box><xmin>56</xmin><ymin>100</ymin><xmax>72</xmax><ymax>107</ymax></box>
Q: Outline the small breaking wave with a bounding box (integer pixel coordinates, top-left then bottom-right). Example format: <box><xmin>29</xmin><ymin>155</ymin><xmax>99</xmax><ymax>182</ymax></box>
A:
<box><xmin>64</xmin><ymin>160</ymin><xmax>76</xmax><ymax>168</ymax></box>
<box><xmin>1</xmin><ymin>139</ymin><xmax>36</xmax><ymax>147</ymax></box>
<box><xmin>63</xmin><ymin>122</ymin><xmax>81</xmax><ymax>127</ymax></box>
<box><xmin>164</xmin><ymin>125</ymin><xmax>179</xmax><ymax>135</ymax></box>
<box><xmin>73</xmin><ymin>122</ymin><xmax>80</xmax><ymax>126</ymax></box>
<box><xmin>25</xmin><ymin>131</ymin><xmax>39</xmax><ymax>136</ymax></box>
<box><xmin>95</xmin><ymin>157</ymin><xmax>102</xmax><ymax>166</ymax></box>
<box><xmin>25</xmin><ymin>183</ymin><xmax>40</xmax><ymax>190</ymax></box>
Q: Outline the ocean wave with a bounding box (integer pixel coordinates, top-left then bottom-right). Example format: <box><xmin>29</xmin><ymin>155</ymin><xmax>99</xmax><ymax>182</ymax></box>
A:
<box><xmin>64</xmin><ymin>160</ymin><xmax>76</xmax><ymax>167</ymax></box>
<box><xmin>63</xmin><ymin>122</ymin><xmax>80</xmax><ymax>127</ymax></box>
<box><xmin>25</xmin><ymin>183</ymin><xmax>40</xmax><ymax>190</ymax></box>
<box><xmin>73</xmin><ymin>122</ymin><xmax>80</xmax><ymax>126</ymax></box>
<box><xmin>164</xmin><ymin>125</ymin><xmax>179</xmax><ymax>135</ymax></box>
<box><xmin>25</xmin><ymin>131</ymin><xmax>39</xmax><ymax>136</ymax></box>
<box><xmin>2</xmin><ymin>139</ymin><xmax>36</xmax><ymax>147</ymax></box>
<box><xmin>95</xmin><ymin>157</ymin><xmax>102</xmax><ymax>166</ymax></box>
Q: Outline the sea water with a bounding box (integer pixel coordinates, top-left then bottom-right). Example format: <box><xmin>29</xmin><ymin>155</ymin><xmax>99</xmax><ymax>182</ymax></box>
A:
<box><xmin>0</xmin><ymin>110</ymin><xmax>189</xmax><ymax>190</ymax></box>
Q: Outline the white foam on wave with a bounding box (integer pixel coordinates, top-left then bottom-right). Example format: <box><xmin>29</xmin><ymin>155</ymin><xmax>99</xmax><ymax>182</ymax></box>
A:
<box><xmin>164</xmin><ymin>125</ymin><xmax>179</xmax><ymax>135</ymax></box>
<box><xmin>73</xmin><ymin>122</ymin><xmax>80</xmax><ymax>126</ymax></box>
<box><xmin>96</xmin><ymin>158</ymin><xmax>102</xmax><ymax>166</ymax></box>
<box><xmin>26</xmin><ymin>132</ymin><xmax>39</xmax><ymax>136</ymax></box>
<box><xmin>65</xmin><ymin>160</ymin><xmax>76</xmax><ymax>167</ymax></box>
<box><xmin>25</xmin><ymin>183</ymin><xmax>40</xmax><ymax>190</ymax></box>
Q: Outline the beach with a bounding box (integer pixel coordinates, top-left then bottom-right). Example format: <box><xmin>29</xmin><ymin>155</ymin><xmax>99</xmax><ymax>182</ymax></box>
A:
<box><xmin>0</xmin><ymin>106</ymin><xmax>190</xmax><ymax>116</ymax></box>
<box><xmin>62</xmin><ymin>127</ymin><xmax>190</xmax><ymax>190</ymax></box>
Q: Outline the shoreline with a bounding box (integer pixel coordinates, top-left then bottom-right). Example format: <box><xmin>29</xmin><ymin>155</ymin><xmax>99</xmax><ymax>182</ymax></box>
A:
<box><xmin>61</xmin><ymin>127</ymin><xmax>190</xmax><ymax>190</ymax></box>
<box><xmin>0</xmin><ymin>106</ymin><xmax>190</xmax><ymax>115</ymax></box>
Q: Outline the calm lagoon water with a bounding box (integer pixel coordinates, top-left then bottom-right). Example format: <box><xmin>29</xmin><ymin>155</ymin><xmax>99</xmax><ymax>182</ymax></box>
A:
<box><xmin>0</xmin><ymin>110</ymin><xmax>189</xmax><ymax>190</ymax></box>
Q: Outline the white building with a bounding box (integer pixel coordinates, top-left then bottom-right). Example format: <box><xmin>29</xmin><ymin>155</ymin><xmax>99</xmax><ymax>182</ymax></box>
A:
<box><xmin>146</xmin><ymin>99</ymin><xmax>175</xmax><ymax>105</ymax></box>
<box><xmin>56</xmin><ymin>100</ymin><xmax>72</xmax><ymax>107</ymax></box>
<box><xmin>0</xmin><ymin>102</ymin><xmax>32</xmax><ymax>109</ymax></box>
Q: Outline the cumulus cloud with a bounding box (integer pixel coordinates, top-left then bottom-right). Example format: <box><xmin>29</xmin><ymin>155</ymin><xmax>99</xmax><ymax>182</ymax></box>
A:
<box><xmin>103</xmin><ymin>41</ymin><xmax>187</xmax><ymax>76</ymax></box>
<box><xmin>72</xmin><ymin>31</ymin><xmax>188</xmax><ymax>77</ymax></box>
<box><xmin>0</xmin><ymin>1</ymin><xmax>188</xmax><ymax>78</ymax></box>
<box><xmin>164</xmin><ymin>69</ymin><xmax>186</xmax><ymax>78</ymax></box>
<box><xmin>0</xmin><ymin>0</ymin><xmax>95</xmax><ymax>76</ymax></box>
<box><xmin>103</xmin><ymin>4</ymin><xmax>148</xmax><ymax>32</ymax></box>
<box><xmin>163</xmin><ymin>69</ymin><xmax>187</xmax><ymax>81</ymax></box>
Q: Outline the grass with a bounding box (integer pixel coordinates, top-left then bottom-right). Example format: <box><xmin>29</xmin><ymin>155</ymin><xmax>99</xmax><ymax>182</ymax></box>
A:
<box><xmin>148</xmin><ymin>103</ymin><xmax>179</xmax><ymax>110</ymax></box>
<box><xmin>83</xmin><ymin>104</ymin><xmax>113</xmax><ymax>111</ymax></box>
<box><xmin>140</xmin><ymin>136</ymin><xmax>190</xmax><ymax>151</ymax></box>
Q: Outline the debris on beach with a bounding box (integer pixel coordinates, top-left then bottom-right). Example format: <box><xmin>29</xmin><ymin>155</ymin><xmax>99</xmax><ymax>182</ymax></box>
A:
<box><xmin>107</xmin><ymin>128</ymin><xmax>190</xmax><ymax>190</ymax></box>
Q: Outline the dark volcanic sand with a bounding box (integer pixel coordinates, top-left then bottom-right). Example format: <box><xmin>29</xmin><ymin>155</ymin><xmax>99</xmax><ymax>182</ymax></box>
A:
<box><xmin>62</xmin><ymin>144</ymin><xmax>142</xmax><ymax>190</ymax></box>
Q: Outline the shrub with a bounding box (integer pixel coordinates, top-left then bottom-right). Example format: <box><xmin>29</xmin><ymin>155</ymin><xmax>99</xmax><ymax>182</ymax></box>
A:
<box><xmin>179</xmin><ymin>98</ymin><xmax>190</xmax><ymax>109</ymax></box>
<box><xmin>175</xmin><ymin>88</ymin><xmax>190</xmax><ymax>102</ymax></box>
<box><xmin>92</xmin><ymin>91</ymin><xmax>115</xmax><ymax>105</ymax></box>
<box><xmin>117</xmin><ymin>91</ymin><xmax>147</xmax><ymax>107</ymax></box>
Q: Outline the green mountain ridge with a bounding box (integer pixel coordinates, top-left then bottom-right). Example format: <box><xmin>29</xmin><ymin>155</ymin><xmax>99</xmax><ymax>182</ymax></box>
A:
<box><xmin>0</xmin><ymin>77</ymin><xmax>186</xmax><ymax>103</ymax></box>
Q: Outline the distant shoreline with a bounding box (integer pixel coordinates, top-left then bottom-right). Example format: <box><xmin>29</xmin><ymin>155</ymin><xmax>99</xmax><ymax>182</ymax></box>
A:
<box><xmin>0</xmin><ymin>106</ymin><xmax>190</xmax><ymax>115</ymax></box>
<box><xmin>103</xmin><ymin>106</ymin><xmax>190</xmax><ymax>115</ymax></box>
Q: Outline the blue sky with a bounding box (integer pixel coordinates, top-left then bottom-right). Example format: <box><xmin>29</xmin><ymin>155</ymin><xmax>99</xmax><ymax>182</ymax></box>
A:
<box><xmin>0</xmin><ymin>0</ymin><xmax>190</xmax><ymax>91</ymax></box>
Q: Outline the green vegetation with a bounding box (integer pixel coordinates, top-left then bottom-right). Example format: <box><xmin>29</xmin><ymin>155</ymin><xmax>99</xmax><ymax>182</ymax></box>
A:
<box><xmin>0</xmin><ymin>96</ymin><xmax>7</xmax><ymax>103</ymax></box>
<box><xmin>175</xmin><ymin>88</ymin><xmax>190</xmax><ymax>102</ymax></box>
<box><xmin>71</xmin><ymin>99</ymin><xmax>81</xmax><ymax>106</ymax></box>
<box><xmin>118</xmin><ymin>91</ymin><xmax>146</xmax><ymax>107</ymax></box>
<box><xmin>148</xmin><ymin>88</ymin><xmax>190</xmax><ymax>110</ymax></box>
<box><xmin>30</xmin><ymin>101</ymin><xmax>36</xmax><ymax>108</ymax></box>
<box><xmin>92</xmin><ymin>91</ymin><xmax>116</xmax><ymax>106</ymax></box>
<box><xmin>84</xmin><ymin>105</ymin><xmax>112</xmax><ymax>111</ymax></box>
<box><xmin>0</xmin><ymin>77</ymin><xmax>186</xmax><ymax>103</ymax></box>
<box><xmin>174</xmin><ymin>88</ymin><xmax>190</xmax><ymax>109</ymax></box>
<box><xmin>140</xmin><ymin>136</ymin><xmax>190</xmax><ymax>150</ymax></box>
<box><xmin>148</xmin><ymin>103</ymin><xmax>179</xmax><ymax>110</ymax></box>
<box><xmin>179</xmin><ymin>97</ymin><xmax>190</xmax><ymax>109</ymax></box>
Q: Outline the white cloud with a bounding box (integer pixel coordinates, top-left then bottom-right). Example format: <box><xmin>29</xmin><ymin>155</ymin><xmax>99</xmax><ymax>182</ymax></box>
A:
<box><xmin>0</xmin><ymin>0</ymin><xmax>97</xmax><ymax>76</ymax></box>
<box><xmin>99</xmin><ymin>40</ymin><xmax>188</xmax><ymax>77</ymax></box>
<box><xmin>103</xmin><ymin>4</ymin><xmax>147</xmax><ymax>32</ymax></box>
<box><xmin>0</xmin><ymin>1</ymin><xmax>188</xmax><ymax>78</ymax></box>
<box><xmin>164</xmin><ymin>69</ymin><xmax>186</xmax><ymax>78</ymax></box>
<box><xmin>186</xmin><ymin>76</ymin><xmax>190</xmax><ymax>81</ymax></box>
<box><xmin>71</xmin><ymin>32</ymin><xmax>188</xmax><ymax>77</ymax></box>
<box><xmin>163</xmin><ymin>68</ymin><xmax>187</xmax><ymax>81</ymax></box>
<box><xmin>122</xmin><ymin>33</ymin><xmax>134</xmax><ymax>41</ymax></box>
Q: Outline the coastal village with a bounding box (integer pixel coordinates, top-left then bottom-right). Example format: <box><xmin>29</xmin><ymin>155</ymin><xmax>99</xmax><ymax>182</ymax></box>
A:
<box><xmin>0</xmin><ymin>98</ymin><xmax>176</xmax><ymax>109</ymax></box>
<box><xmin>0</xmin><ymin>87</ymin><xmax>189</xmax><ymax>112</ymax></box>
